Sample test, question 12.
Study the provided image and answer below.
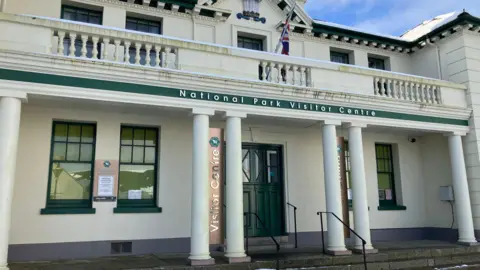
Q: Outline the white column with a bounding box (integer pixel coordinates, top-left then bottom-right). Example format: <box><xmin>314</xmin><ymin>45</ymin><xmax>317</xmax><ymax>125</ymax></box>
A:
<box><xmin>0</xmin><ymin>96</ymin><xmax>23</xmax><ymax>270</ymax></box>
<box><xmin>224</xmin><ymin>112</ymin><xmax>250</xmax><ymax>263</ymax></box>
<box><xmin>348</xmin><ymin>123</ymin><xmax>375</xmax><ymax>252</ymax></box>
<box><xmin>189</xmin><ymin>108</ymin><xmax>215</xmax><ymax>265</ymax></box>
<box><xmin>447</xmin><ymin>133</ymin><xmax>477</xmax><ymax>244</ymax></box>
<box><xmin>322</xmin><ymin>121</ymin><xmax>348</xmax><ymax>254</ymax></box>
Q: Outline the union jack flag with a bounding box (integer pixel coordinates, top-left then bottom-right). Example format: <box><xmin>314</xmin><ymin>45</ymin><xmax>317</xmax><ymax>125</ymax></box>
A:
<box><xmin>281</xmin><ymin>19</ymin><xmax>290</xmax><ymax>55</ymax></box>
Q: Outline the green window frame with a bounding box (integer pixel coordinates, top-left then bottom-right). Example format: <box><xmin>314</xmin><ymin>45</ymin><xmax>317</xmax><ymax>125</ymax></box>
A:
<box><xmin>61</xmin><ymin>5</ymin><xmax>103</xmax><ymax>25</ymax></box>
<box><xmin>41</xmin><ymin>121</ymin><xmax>97</xmax><ymax>215</ymax></box>
<box><xmin>375</xmin><ymin>144</ymin><xmax>397</xmax><ymax>206</ymax></box>
<box><xmin>368</xmin><ymin>57</ymin><xmax>386</xmax><ymax>70</ymax></box>
<box><xmin>330</xmin><ymin>51</ymin><xmax>350</xmax><ymax>64</ymax></box>
<box><xmin>126</xmin><ymin>16</ymin><xmax>162</xmax><ymax>35</ymax></box>
<box><xmin>115</xmin><ymin>126</ymin><xmax>161</xmax><ymax>213</ymax></box>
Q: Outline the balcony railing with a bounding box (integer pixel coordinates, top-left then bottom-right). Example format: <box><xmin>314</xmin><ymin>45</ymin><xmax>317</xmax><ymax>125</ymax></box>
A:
<box><xmin>0</xmin><ymin>13</ymin><xmax>468</xmax><ymax>107</ymax></box>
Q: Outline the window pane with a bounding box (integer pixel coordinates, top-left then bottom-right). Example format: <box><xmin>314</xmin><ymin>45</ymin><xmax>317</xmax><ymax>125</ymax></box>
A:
<box><xmin>53</xmin><ymin>143</ymin><xmax>67</xmax><ymax>161</ymax></box>
<box><xmin>268</xmin><ymin>167</ymin><xmax>278</xmax><ymax>183</ymax></box>
<box><xmin>80</xmin><ymin>144</ymin><xmax>93</xmax><ymax>161</ymax></box>
<box><xmin>133</xmin><ymin>129</ymin><xmax>145</xmax><ymax>145</ymax></box>
<box><xmin>132</xmin><ymin>147</ymin><xmax>144</xmax><ymax>163</ymax></box>
<box><xmin>144</xmin><ymin>147</ymin><xmax>155</xmax><ymax>163</ymax></box>
<box><xmin>118</xmin><ymin>165</ymin><xmax>155</xmax><ymax>199</ymax></box>
<box><xmin>376</xmin><ymin>146</ymin><xmax>384</xmax><ymax>158</ymax></box>
<box><xmin>49</xmin><ymin>163</ymin><xmax>92</xmax><ymax>200</ymax></box>
<box><xmin>67</xmin><ymin>144</ymin><xmax>80</xmax><ymax>161</ymax></box>
<box><xmin>126</xmin><ymin>21</ymin><xmax>137</xmax><ymax>31</ymax></box>
<box><xmin>81</xmin><ymin>126</ymin><xmax>94</xmax><ymax>143</ymax></box>
<box><xmin>120</xmin><ymin>146</ymin><xmax>132</xmax><ymax>163</ymax></box>
<box><xmin>63</xmin><ymin>12</ymin><xmax>75</xmax><ymax>21</ymax></box>
<box><xmin>77</xmin><ymin>13</ymin><xmax>88</xmax><ymax>23</ymax></box>
<box><xmin>54</xmin><ymin>124</ymin><xmax>68</xmax><ymax>141</ymax></box>
<box><xmin>121</xmin><ymin>128</ymin><xmax>133</xmax><ymax>145</ymax></box>
<box><xmin>267</xmin><ymin>151</ymin><xmax>278</xmax><ymax>166</ymax></box>
<box><xmin>89</xmin><ymin>16</ymin><xmax>101</xmax><ymax>25</ymax></box>
<box><xmin>377</xmin><ymin>173</ymin><xmax>391</xmax><ymax>189</ymax></box>
<box><xmin>68</xmin><ymin>125</ymin><xmax>81</xmax><ymax>142</ymax></box>
<box><xmin>242</xmin><ymin>149</ymin><xmax>250</xmax><ymax>182</ymax></box>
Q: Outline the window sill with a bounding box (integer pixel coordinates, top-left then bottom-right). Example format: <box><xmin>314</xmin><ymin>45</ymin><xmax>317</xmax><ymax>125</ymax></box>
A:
<box><xmin>40</xmin><ymin>208</ymin><xmax>96</xmax><ymax>215</ymax></box>
<box><xmin>377</xmin><ymin>205</ymin><xmax>407</xmax><ymax>211</ymax></box>
<box><xmin>113</xmin><ymin>207</ymin><xmax>162</xmax><ymax>214</ymax></box>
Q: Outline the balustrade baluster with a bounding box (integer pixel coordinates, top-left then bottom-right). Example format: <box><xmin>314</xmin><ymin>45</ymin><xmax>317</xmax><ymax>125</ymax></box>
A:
<box><xmin>299</xmin><ymin>67</ymin><xmax>305</xmax><ymax>86</ymax></box>
<box><xmin>154</xmin><ymin>45</ymin><xmax>161</xmax><ymax>67</ymax></box>
<box><xmin>284</xmin><ymin>65</ymin><xmax>290</xmax><ymax>84</ymax></box>
<box><xmin>135</xmin><ymin>43</ymin><xmax>142</xmax><ymax>65</ymax></box>
<box><xmin>261</xmin><ymin>62</ymin><xmax>267</xmax><ymax>81</ymax></box>
<box><xmin>412</xmin><ymin>83</ymin><xmax>418</xmax><ymax>101</ymax></box>
<box><xmin>80</xmin><ymin>35</ymin><xmax>88</xmax><ymax>58</ymax></box>
<box><xmin>419</xmin><ymin>84</ymin><xmax>425</xmax><ymax>102</ymax></box>
<box><xmin>114</xmin><ymin>39</ymin><xmax>121</xmax><ymax>62</ymax></box>
<box><xmin>425</xmin><ymin>85</ymin><xmax>432</xmax><ymax>103</ymax></box>
<box><xmin>405</xmin><ymin>82</ymin><xmax>410</xmax><ymax>100</ymax></box>
<box><xmin>164</xmin><ymin>47</ymin><xmax>171</xmax><ymax>68</ymax></box>
<box><xmin>145</xmin><ymin>44</ymin><xmax>152</xmax><ymax>66</ymax></box>
<box><xmin>92</xmin><ymin>36</ymin><xmax>99</xmax><ymax>59</ymax></box>
<box><xmin>436</xmin><ymin>86</ymin><xmax>442</xmax><ymax>104</ymax></box>
<box><xmin>399</xmin><ymin>81</ymin><xmax>405</xmax><ymax>100</ymax></box>
<box><xmin>373</xmin><ymin>78</ymin><xmax>379</xmax><ymax>95</ymax></box>
<box><xmin>102</xmin><ymin>37</ymin><xmax>110</xmax><ymax>60</ymax></box>
<box><xmin>292</xmin><ymin>66</ymin><xmax>297</xmax><ymax>85</ymax></box>
<box><xmin>69</xmin><ymin>32</ymin><xmax>77</xmax><ymax>57</ymax></box>
<box><xmin>124</xmin><ymin>41</ymin><xmax>131</xmax><ymax>63</ymax></box>
<box><xmin>277</xmin><ymin>64</ymin><xmax>282</xmax><ymax>83</ymax></box>
<box><xmin>57</xmin><ymin>31</ymin><xmax>65</xmax><ymax>55</ymax></box>
<box><xmin>387</xmin><ymin>79</ymin><xmax>392</xmax><ymax>97</ymax></box>
<box><xmin>267</xmin><ymin>63</ymin><xmax>273</xmax><ymax>82</ymax></box>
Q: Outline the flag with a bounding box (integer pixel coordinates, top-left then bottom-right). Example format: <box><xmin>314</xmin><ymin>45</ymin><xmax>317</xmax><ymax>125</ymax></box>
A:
<box><xmin>281</xmin><ymin>19</ymin><xmax>290</xmax><ymax>55</ymax></box>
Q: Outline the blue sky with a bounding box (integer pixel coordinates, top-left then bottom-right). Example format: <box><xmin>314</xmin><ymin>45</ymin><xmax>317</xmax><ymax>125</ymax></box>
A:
<box><xmin>304</xmin><ymin>0</ymin><xmax>479</xmax><ymax>37</ymax></box>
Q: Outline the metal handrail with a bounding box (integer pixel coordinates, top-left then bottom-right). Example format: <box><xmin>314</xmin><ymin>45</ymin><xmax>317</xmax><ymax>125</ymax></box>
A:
<box><xmin>317</xmin><ymin>211</ymin><xmax>367</xmax><ymax>270</ymax></box>
<box><xmin>286</xmin><ymin>202</ymin><xmax>298</xmax><ymax>248</ymax></box>
<box><xmin>244</xmin><ymin>212</ymin><xmax>280</xmax><ymax>270</ymax></box>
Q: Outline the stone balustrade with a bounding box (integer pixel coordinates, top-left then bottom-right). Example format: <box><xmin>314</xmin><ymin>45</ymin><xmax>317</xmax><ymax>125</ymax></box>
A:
<box><xmin>52</xmin><ymin>30</ymin><xmax>178</xmax><ymax>69</ymax></box>
<box><xmin>373</xmin><ymin>77</ymin><xmax>442</xmax><ymax>104</ymax></box>
<box><xmin>0</xmin><ymin>13</ymin><xmax>468</xmax><ymax>108</ymax></box>
<box><xmin>259</xmin><ymin>61</ymin><xmax>311</xmax><ymax>87</ymax></box>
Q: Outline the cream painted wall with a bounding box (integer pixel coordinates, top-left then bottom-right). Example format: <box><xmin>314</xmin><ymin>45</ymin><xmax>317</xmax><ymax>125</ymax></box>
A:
<box><xmin>5</xmin><ymin>0</ymin><xmax>61</xmax><ymax>18</ymax></box>
<box><xmin>103</xmin><ymin>6</ymin><xmax>126</xmax><ymax>28</ymax></box>
<box><xmin>10</xmin><ymin>102</ymin><xmax>455</xmax><ymax>245</ymax></box>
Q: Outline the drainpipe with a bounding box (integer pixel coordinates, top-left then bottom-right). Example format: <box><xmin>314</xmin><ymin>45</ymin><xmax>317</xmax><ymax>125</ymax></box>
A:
<box><xmin>0</xmin><ymin>0</ymin><xmax>5</xmax><ymax>12</ymax></box>
<box><xmin>426</xmin><ymin>37</ymin><xmax>443</xmax><ymax>80</ymax></box>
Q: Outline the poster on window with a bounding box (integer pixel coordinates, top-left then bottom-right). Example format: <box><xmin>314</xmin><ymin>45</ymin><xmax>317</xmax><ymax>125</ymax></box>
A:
<box><xmin>93</xmin><ymin>160</ymin><xmax>119</xmax><ymax>202</ymax></box>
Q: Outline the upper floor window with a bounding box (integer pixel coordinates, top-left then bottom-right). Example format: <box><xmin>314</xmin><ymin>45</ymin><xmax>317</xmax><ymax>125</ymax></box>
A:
<box><xmin>369</xmin><ymin>57</ymin><xmax>386</xmax><ymax>70</ymax></box>
<box><xmin>238</xmin><ymin>36</ymin><xmax>264</xmax><ymax>51</ymax></box>
<box><xmin>126</xmin><ymin>17</ymin><xmax>162</xmax><ymax>35</ymax></box>
<box><xmin>330</xmin><ymin>51</ymin><xmax>350</xmax><ymax>64</ymax></box>
<box><xmin>61</xmin><ymin>5</ymin><xmax>102</xmax><ymax>25</ymax></box>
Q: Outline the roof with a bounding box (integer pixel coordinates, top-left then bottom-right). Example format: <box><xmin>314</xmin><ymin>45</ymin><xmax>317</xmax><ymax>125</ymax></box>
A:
<box><xmin>401</xmin><ymin>11</ymin><xmax>461</xmax><ymax>41</ymax></box>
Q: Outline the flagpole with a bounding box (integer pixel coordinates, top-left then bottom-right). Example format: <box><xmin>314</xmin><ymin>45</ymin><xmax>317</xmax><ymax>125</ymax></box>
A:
<box><xmin>265</xmin><ymin>2</ymin><xmax>296</xmax><ymax>81</ymax></box>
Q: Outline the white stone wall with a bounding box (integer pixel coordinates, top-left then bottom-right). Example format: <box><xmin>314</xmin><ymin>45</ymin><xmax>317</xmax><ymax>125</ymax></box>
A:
<box><xmin>9</xmin><ymin>102</ymin><xmax>453</xmax><ymax>245</ymax></box>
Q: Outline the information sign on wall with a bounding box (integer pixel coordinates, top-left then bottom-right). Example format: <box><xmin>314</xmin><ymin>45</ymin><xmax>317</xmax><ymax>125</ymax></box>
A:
<box><xmin>208</xmin><ymin>129</ymin><xmax>224</xmax><ymax>244</ymax></box>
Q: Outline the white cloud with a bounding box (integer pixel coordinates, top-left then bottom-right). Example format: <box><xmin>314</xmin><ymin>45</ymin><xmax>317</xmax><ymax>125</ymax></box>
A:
<box><xmin>305</xmin><ymin>0</ymin><xmax>479</xmax><ymax>36</ymax></box>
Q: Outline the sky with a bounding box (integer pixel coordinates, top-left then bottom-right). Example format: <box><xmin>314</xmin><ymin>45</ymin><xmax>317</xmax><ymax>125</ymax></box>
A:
<box><xmin>304</xmin><ymin>0</ymin><xmax>479</xmax><ymax>37</ymax></box>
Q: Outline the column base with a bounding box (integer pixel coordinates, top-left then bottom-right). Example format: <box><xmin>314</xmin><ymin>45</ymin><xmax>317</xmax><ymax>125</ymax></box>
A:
<box><xmin>457</xmin><ymin>241</ymin><xmax>479</xmax><ymax>246</ymax></box>
<box><xmin>352</xmin><ymin>247</ymin><xmax>378</xmax><ymax>254</ymax></box>
<box><xmin>188</xmin><ymin>258</ymin><xmax>215</xmax><ymax>266</ymax></box>
<box><xmin>326</xmin><ymin>249</ymin><xmax>352</xmax><ymax>256</ymax></box>
<box><xmin>226</xmin><ymin>256</ymin><xmax>251</xmax><ymax>263</ymax></box>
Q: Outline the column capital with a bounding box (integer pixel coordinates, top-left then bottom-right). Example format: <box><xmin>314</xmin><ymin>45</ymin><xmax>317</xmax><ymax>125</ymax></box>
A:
<box><xmin>0</xmin><ymin>90</ymin><xmax>27</xmax><ymax>103</ymax></box>
<box><xmin>444</xmin><ymin>131</ymin><xmax>467</xmax><ymax>137</ymax></box>
<box><xmin>323</xmin><ymin>120</ymin><xmax>341</xmax><ymax>126</ymax></box>
<box><xmin>191</xmin><ymin>108</ymin><xmax>215</xmax><ymax>116</ymax></box>
<box><xmin>224</xmin><ymin>111</ymin><xmax>247</xmax><ymax>118</ymax></box>
<box><xmin>346</xmin><ymin>122</ymin><xmax>368</xmax><ymax>128</ymax></box>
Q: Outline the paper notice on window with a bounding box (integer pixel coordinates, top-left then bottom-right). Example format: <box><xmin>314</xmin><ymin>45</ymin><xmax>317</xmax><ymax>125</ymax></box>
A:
<box><xmin>378</xmin><ymin>190</ymin><xmax>386</xmax><ymax>200</ymax></box>
<box><xmin>128</xmin><ymin>190</ymin><xmax>142</xmax><ymax>200</ymax></box>
<box><xmin>97</xmin><ymin>175</ymin><xmax>114</xmax><ymax>197</ymax></box>
<box><xmin>385</xmin><ymin>189</ymin><xmax>393</xmax><ymax>200</ymax></box>
<box><xmin>347</xmin><ymin>189</ymin><xmax>352</xmax><ymax>200</ymax></box>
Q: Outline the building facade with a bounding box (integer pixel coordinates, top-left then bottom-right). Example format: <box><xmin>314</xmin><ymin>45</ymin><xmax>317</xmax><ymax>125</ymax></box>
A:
<box><xmin>0</xmin><ymin>0</ymin><xmax>479</xmax><ymax>267</ymax></box>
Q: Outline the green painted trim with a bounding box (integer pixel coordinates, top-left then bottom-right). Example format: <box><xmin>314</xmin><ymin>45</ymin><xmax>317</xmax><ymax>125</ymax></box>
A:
<box><xmin>159</xmin><ymin>0</ymin><xmax>196</xmax><ymax>10</ymax></box>
<box><xmin>40</xmin><ymin>208</ymin><xmax>96</xmax><ymax>215</ymax></box>
<box><xmin>0</xmin><ymin>68</ymin><xmax>469</xmax><ymax>126</ymax></box>
<box><xmin>377</xmin><ymin>205</ymin><xmax>407</xmax><ymax>211</ymax></box>
<box><xmin>113</xmin><ymin>207</ymin><xmax>162</xmax><ymax>213</ymax></box>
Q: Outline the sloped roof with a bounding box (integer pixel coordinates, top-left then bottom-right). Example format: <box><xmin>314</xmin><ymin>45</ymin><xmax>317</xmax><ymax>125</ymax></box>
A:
<box><xmin>401</xmin><ymin>11</ymin><xmax>461</xmax><ymax>41</ymax></box>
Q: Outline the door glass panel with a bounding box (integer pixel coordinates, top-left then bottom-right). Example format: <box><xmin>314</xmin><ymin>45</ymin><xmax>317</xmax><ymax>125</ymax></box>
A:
<box><xmin>252</xmin><ymin>150</ymin><xmax>263</xmax><ymax>183</ymax></box>
<box><xmin>242</xmin><ymin>149</ymin><xmax>250</xmax><ymax>182</ymax></box>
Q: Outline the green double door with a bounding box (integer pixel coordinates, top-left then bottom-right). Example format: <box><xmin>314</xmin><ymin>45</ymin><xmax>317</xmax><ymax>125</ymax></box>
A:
<box><xmin>241</xmin><ymin>143</ymin><xmax>284</xmax><ymax>238</ymax></box>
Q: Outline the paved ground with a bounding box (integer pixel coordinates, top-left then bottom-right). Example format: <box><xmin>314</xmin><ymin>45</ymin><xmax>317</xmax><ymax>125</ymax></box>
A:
<box><xmin>7</xmin><ymin>241</ymin><xmax>473</xmax><ymax>270</ymax></box>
